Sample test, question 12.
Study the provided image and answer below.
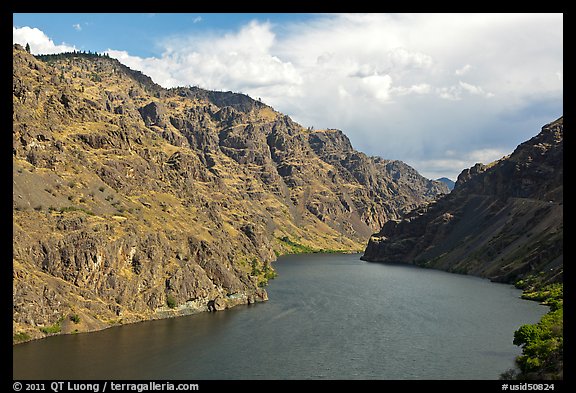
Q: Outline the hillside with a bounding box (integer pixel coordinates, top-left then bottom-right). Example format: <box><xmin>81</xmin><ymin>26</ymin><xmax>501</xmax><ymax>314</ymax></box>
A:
<box><xmin>362</xmin><ymin>117</ymin><xmax>563</xmax><ymax>286</ymax></box>
<box><xmin>12</xmin><ymin>44</ymin><xmax>448</xmax><ymax>342</ymax></box>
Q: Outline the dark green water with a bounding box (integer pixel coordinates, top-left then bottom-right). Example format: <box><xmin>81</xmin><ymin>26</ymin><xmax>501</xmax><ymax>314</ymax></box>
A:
<box><xmin>13</xmin><ymin>253</ymin><xmax>546</xmax><ymax>379</ymax></box>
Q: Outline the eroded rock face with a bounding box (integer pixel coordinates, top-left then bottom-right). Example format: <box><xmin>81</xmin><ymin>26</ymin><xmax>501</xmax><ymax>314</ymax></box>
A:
<box><xmin>362</xmin><ymin>118</ymin><xmax>563</xmax><ymax>286</ymax></box>
<box><xmin>12</xmin><ymin>45</ymin><xmax>448</xmax><ymax>343</ymax></box>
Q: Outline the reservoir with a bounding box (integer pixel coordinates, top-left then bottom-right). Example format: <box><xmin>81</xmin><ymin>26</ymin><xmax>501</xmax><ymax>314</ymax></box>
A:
<box><xmin>12</xmin><ymin>253</ymin><xmax>547</xmax><ymax>379</ymax></box>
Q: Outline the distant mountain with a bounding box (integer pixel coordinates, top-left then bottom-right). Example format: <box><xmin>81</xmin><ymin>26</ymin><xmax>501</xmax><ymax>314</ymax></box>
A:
<box><xmin>12</xmin><ymin>44</ymin><xmax>448</xmax><ymax>342</ymax></box>
<box><xmin>436</xmin><ymin>177</ymin><xmax>455</xmax><ymax>191</ymax></box>
<box><xmin>362</xmin><ymin>117</ymin><xmax>563</xmax><ymax>286</ymax></box>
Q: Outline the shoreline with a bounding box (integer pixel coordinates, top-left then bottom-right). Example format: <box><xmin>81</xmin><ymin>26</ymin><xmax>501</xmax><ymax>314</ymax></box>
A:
<box><xmin>14</xmin><ymin>249</ymin><xmax>363</xmax><ymax>345</ymax></box>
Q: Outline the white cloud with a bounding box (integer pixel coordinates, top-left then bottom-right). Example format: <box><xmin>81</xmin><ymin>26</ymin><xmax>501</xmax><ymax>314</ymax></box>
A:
<box><xmin>468</xmin><ymin>148</ymin><xmax>509</xmax><ymax>164</ymax></box>
<box><xmin>13</xmin><ymin>26</ymin><xmax>76</xmax><ymax>54</ymax></box>
<box><xmin>103</xmin><ymin>51</ymin><xmax>176</xmax><ymax>88</ymax></box>
<box><xmin>436</xmin><ymin>81</ymin><xmax>494</xmax><ymax>100</ymax></box>
<box><xmin>193</xmin><ymin>16</ymin><xmax>202</xmax><ymax>24</ymax></box>
<box><xmin>437</xmin><ymin>85</ymin><xmax>463</xmax><ymax>101</ymax></box>
<box><xmin>412</xmin><ymin>158</ymin><xmax>471</xmax><ymax>180</ymax></box>
<box><xmin>110</xmin><ymin>20</ymin><xmax>303</xmax><ymax>93</ymax></box>
<box><xmin>73</xmin><ymin>23</ymin><xmax>82</xmax><ymax>31</ymax></box>
<box><xmin>455</xmin><ymin>64</ymin><xmax>471</xmax><ymax>76</ymax></box>
<box><xmin>459</xmin><ymin>81</ymin><xmax>494</xmax><ymax>98</ymax></box>
<box><xmin>387</xmin><ymin>47</ymin><xmax>433</xmax><ymax>70</ymax></box>
<box><xmin>14</xmin><ymin>14</ymin><xmax>562</xmax><ymax>180</ymax></box>
<box><xmin>141</xmin><ymin>13</ymin><xmax>561</xmax><ymax>179</ymax></box>
<box><xmin>391</xmin><ymin>83</ymin><xmax>431</xmax><ymax>96</ymax></box>
<box><xmin>360</xmin><ymin>73</ymin><xmax>393</xmax><ymax>102</ymax></box>
<box><xmin>413</xmin><ymin>148</ymin><xmax>510</xmax><ymax>180</ymax></box>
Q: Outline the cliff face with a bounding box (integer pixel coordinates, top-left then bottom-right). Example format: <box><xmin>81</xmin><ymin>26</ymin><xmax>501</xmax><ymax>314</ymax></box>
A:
<box><xmin>12</xmin><ymin>45</ymin><xmax>447</xmax><ymax>342</ymax></box>
<box><xmin>362</xmin><ymin>117</ymin><xmax>563</xmax><ymax>285</ymax></box>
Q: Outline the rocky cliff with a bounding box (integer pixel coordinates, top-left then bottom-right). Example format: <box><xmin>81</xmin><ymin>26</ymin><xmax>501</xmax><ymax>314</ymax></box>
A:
<box><xmin>12</xmin><ymin>44</ymin><xmax>447</xmax><ymax>342</ymax></box>
<box><xmin>362</xmin><ymin>117</ymin><xmax>563</xmax><ymax>286</ymax></box>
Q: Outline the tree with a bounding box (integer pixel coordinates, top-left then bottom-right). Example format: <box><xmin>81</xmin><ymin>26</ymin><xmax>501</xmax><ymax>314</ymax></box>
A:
<box><xmin>25</xmin><ymin>43</ymin><xmax>31</xmax><ymax>53</ymax></box>
<box><xmin>512</xmin><ymin>306</ymin><xmax>563</xmax><ymax>377</ymax></box>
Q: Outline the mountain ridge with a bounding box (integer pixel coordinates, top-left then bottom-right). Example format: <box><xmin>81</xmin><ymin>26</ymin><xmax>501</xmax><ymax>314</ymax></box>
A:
<box><xmin>362</xmin><ymin>117</ymin><xmax>563</xmax><ymax>286</ymax></box>
<box><xmin>436</xmin><ymin>177</ymin><xmax>455</xmax><ymax>191</ymax></box>
<box><xmin>12</xmin><ymin>44</ymin><xmax>448</xmax><ymax>342</ymax></box>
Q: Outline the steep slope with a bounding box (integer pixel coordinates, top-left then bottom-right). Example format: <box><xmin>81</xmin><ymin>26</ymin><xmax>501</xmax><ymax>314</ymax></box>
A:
<box><xmin>362</xmin><ymin>117</ymin><xmax>563</xmax><ymax>285</ymax></box>
<box><xmin>12</xmin><ymin>45</ymin><xmax>448</xmax><ymax>342</ymax></box>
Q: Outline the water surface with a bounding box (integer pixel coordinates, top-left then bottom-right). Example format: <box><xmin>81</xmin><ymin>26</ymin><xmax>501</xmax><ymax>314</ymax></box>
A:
<box><xmin>13</xmin><ymin>253</ymin><xmax>546</xmax><ymax>379</ymax></box>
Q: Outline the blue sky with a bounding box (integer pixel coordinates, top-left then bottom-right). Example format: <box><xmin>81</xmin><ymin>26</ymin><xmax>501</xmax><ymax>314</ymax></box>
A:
<box><xmin>13</xmin><ymin>13</ymin><xmax>563</xmax><ymax>180</ymax></box>
<box><xmin>13</xmin><ymin>13</ymin><xmax>319</xmax><ymax>57</ymax></box>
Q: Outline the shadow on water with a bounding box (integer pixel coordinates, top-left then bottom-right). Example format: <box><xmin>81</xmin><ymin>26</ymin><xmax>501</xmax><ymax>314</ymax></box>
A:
<box><xmin>13</xmin><ymin>305</ymin><xmax>252</xmax><ymax>379</ymax></box>
<box><xmin>13</xmin><ymin>253</ymin><xmax>547</xmax><ymax>380</ymax></box>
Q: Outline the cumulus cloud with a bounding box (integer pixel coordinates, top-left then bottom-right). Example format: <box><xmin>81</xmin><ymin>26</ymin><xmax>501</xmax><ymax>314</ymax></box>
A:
<box><xmin>111</xmin><ymin>14</ymin><xmax>562</xmax><ymax>179</ymax></box>
<box><xmin>109</xmin><ymin>20</ymin><xmax>303</xmax><ymax>94</ymax></box>
<box><xmin>437</xmin><ymin>85</ymin><xmax>463</xmax><ymax>101</ymax></box>
<box><xmin>437</xmin><ymin>81</ymin><xmax>494</xmax><ymax>101</ymax></box>
<box><xmin>391</xmin><ymin>83</ymin><xmax>431</xmax><ymax>96</ymax></box>
<box><xmin>14</xmin><ymin>13</ymin><xmax>562</xmax><ymax>180</ymax></box>
<box><xmin>458</xmin><ymin>81</ymin><xmax>494</xmax><ymax>98</ymax></box>
<box><xmin>72</xmin><ymin>23</ymin><xmax>82</xmax><ymax>31</ymax></box>
<box><xmin>13</xmin><ymin>26</ymin><xmax>76</xmax><ymax>54</ymax></box>
<box><xmin>360</xmin><ymin>73</ymin><xmax>393</xmax><ymax>102</ymax></box>
<box><xmin>413</xmin><ymin>148</ymin><xmax>511</xmax><ymax>181</ymax></box>
<box><xmin>455</xmin><ymin>64</ymin><xmax>472</xmax><ymax>76</ymax></box>
<box><xmin>106</xmin><ymin>49</ymin><xmax>183</xmax><ymax>88</ymax></box>
<box><xmin>387</xmin><ymin>47</ymin><xmax>433</xmax><ymax>70</ymax></box>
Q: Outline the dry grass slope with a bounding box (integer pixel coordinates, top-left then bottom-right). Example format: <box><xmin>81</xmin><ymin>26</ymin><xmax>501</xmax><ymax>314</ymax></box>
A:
<box><xmin>13</xmin><ymin>44</ymin><xmax>448</xmax><ymax>343</ymax></box>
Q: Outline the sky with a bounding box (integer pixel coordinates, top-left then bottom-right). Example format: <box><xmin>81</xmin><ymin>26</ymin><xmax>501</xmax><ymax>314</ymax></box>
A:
<box><xmin>13</xmin><ymin>13</ymin><xmax>563</xmax><ymax>181</ymax></box>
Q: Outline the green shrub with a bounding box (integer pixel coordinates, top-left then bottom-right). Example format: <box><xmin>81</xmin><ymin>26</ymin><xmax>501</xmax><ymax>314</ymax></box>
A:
<box><xmin>166</xmin><ymin>294</ymin><xmax>177</xmax><ymax>309</ymax></box>
<box><xmin>70</xmin><ymin>314</ymin><xmax>81</xmax><ymax>324</ymax></box>
<box><xmin>521</xmin><ymin>283</ymin><xmax>563</xmax><ymax>302</ymax></box>
<box><xmin>511</xmin><ymin>283</ymin><xmax>563</xmax><ymax>379</ymax></box>
<box><xmin>40</xmin><ymin>323</ymin><xmax>61</xmax><ymax>334</ymax></box>
<box><xmin>250</xmin><ymin>259</ymin><xmax>261</xmax><ymax>276</ymax></box>
<box><xmin>13</xmin><ymin>332</ymin><xmax>31</xmax><ymax>342</ymax></box>
<box><xmin>277</xmin><ymin>236</ymin><xmax>318</xmax><ymax>254</ymax></box>
<box><xmin>251</xmin><ymin>259</ymin><xmax>277</xmax><ymax>287</ymax></box>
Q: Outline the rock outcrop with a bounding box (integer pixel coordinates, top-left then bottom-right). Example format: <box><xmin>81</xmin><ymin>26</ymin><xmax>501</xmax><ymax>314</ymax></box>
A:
<box><xmin>362</xmin><ymin>117</ymin><xmax>563</xmax><ymax>286</ymax></box>
<box><xmin>12</xmin><ymin>45</ymin><xmax>448</xmax><ymax>342</ymax></box>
